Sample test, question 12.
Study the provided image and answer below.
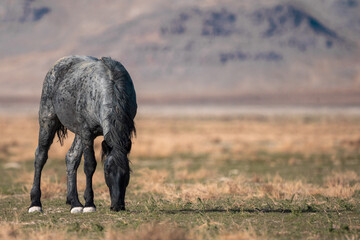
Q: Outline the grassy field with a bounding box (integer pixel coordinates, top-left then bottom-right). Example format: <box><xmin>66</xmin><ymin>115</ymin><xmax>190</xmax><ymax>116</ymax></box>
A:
<box><xmin>1</xmin><ymin>114</ymin><xmax>360</xmax><ymax>239</ymax></box>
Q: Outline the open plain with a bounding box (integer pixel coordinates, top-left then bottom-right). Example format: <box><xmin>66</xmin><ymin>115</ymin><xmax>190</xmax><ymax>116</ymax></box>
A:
<box><xmin>0</xmin><ymin>110</ymin><xmax>360</xmax><ymax>239</ymax></box>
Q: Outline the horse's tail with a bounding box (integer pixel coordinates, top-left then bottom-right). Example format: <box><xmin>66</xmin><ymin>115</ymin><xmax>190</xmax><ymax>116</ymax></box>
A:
<box><xmin>100</xmin><ymin>57</ymin><xmax>137</xmax><ymax>171</ymax></box>
<box><xmin>55</xmin><ymin>119</ymin><xmax>67</xmax><ymax>146</ymax></box>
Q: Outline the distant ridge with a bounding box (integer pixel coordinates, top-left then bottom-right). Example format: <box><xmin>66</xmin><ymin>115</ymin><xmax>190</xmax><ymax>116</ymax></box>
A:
<box><xmin>0</xmin><ymin>0</ymin><xmax>359</xmax><ymax>106</ymax></box>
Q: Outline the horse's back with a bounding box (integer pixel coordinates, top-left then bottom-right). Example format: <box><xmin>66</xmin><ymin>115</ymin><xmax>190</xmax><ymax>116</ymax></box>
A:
<box><xmin>41</xmin><ymin>56</ymin><xmax>100</xmax><ymax>99</ymax></box>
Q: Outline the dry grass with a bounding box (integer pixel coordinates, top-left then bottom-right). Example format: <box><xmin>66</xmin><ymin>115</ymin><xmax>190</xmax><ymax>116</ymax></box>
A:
<box><xmin>0</xmin><ymin>221</ymin><xmax>265</xmax><ymax>240</ymax></box>
<box><xmin>1</xmin><ymin>114</ymin><xmax>360</xmax><ymax>239</ymax></box>
<box><xmin>9</xmin><ymin>167</ymin><xmax>358</xmax><ymax>204</ymax></box>
<box><xmin>1</xmin><ymin>115</ymin><xmax>360</xmax><ymax>162</ymax></box>
<box><xmin>106</xmin><ymin>223</ymin><xmax>188</xmax><ymax>240</ymax></box>
<box><xmin>2</xmin><ymin>115</ymin><xmax>360</xmax><ymax>202</ymax></box>
<box><xmin>219</xmin><ymin>228</ymin><xmax>262</xmax><ymax>240</ymax></box>
<box><xmin>0</xmin><ymin>220</ymin><xmax>264</xmax><ymax>240</ymax></box>
<box><xmin>0</xmin><ymin>222</ymin><xmax>189</xmax><ymax>240</ymax></box>
<box><xmin>132</xmin><ymin>168</ymin><xmax>360</xmax><ymax>201</ymax></box>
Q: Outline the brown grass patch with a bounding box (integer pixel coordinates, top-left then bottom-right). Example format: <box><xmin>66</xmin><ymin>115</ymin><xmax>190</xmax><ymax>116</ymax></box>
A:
<box><xmin>0</xmin><ymin>222</ymin><xmax>189</xmax><ymax>240</ymax></box>
<box><xmin>106</xmin><ymin>223</ymin><xmax>188</xmax><ymax>240</ymax></box>
<box><xmin>219</xmin><ymin>229</ymin><xmax>262</xmax><ymax>240</ymax></box>
<box><xmin>133</xmin><ymin>169</ymin><xmax>360</xmax><ymax>201</ymax></box>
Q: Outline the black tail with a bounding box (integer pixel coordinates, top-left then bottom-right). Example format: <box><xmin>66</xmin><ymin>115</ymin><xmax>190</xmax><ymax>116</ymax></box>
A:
<box><xmin>55</xmin><ymin>119</ymin><xmax>67</xmax><ymax>146</ymax></box>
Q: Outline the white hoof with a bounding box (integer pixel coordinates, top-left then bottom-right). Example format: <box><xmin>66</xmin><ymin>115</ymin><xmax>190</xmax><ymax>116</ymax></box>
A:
<box><xmin>29</xmin><ymin>206</ymin><xmax>42</xmax><ymax>213</ymax></box>
<box><xmin>83</xmin><ymin>207</ymin><xmax>96</xmax><ymax>213</ymax></box>
<box><xmin>70</xmin><ymin>207</ymin><xmax>83</xmax><ymax>214</ymax></box>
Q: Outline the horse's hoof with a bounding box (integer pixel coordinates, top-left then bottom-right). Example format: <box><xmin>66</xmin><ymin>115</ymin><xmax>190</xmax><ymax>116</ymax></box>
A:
<box><xmin>28</xmin><ymin>206</ymin><xmax>42</xmax><ymax>213</ymax></box>
<box><xmin>110</xmin><ymin>205</ymin><xmax>125</xmax><ymax>212</ymax></box>
<box><xmin>83</xmin><ymin>207</ymin><xmax>96</xmax><ymax>213</ymax></box>
<box><xmin>70</xmin><ymin>207</ymin><xmax>83</xmax><ymax>214</ymax></box>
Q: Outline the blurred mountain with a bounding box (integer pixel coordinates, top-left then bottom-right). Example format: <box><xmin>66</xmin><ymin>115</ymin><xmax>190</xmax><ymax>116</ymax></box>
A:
<box><xmin>0</xmin><ymin>0</ymin><xmax>360</xmax><ymax>106</ymax></box>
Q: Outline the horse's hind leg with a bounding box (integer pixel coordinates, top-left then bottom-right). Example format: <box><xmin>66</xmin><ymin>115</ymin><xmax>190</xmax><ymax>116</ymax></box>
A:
<box><xmin>65</xmin><ymin>135</ymin><xmax>84</xmax><ymax>213</ymax></box>
<box><xmin>83</xmin><ymin>141</ymin><xmax>97</xmax><ymax>212</ymax></box>
<box><xmin>29</xmin><ymin>117</ymin><xmax>59</xmax><ymax>213</ymax></box>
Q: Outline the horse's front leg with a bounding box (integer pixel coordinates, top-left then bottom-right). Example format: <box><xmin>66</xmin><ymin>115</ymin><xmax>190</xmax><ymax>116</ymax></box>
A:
<box><xmin>83</xmin><ymin>142</ymin><xmax>97</xmax><ymax>212</ymax></box>
<box><xmin>65</xmin><ymin>135</ymin><xmax>84</xmax><ymax>213</ymax></box>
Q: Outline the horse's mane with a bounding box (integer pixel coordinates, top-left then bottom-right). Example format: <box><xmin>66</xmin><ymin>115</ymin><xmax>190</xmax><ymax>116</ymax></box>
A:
<box><xmin>100</xmin><ymin>57</ymin><xmax>136</xmax><ymax>173</ymax></box>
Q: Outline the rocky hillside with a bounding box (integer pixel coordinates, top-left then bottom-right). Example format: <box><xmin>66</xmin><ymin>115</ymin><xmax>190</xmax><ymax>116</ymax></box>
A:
<box><xmin>0</xmin><ymin>0</ymin><xmax>359</xmax><ymax>105</ymax></box>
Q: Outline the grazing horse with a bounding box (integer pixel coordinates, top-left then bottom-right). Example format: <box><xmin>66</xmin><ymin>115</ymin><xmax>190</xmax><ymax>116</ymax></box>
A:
<box><xmin>29</xmin><ymin>56</ymin><xmax>137</xmax><ymax>213</ymax></box>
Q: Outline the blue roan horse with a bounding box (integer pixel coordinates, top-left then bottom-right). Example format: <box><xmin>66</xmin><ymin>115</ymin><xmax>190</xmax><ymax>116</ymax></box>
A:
<box><xmin>29</xmin><ymin>56</ymin><xmax>137</xmax><ymax>213</ymax></box>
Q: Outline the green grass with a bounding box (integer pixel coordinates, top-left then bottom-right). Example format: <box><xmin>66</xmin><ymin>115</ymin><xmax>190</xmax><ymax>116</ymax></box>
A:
<box><xmin>1</xmin><ymin>150</ymin><xmax>360</xmax><ymax>239</ymax></box>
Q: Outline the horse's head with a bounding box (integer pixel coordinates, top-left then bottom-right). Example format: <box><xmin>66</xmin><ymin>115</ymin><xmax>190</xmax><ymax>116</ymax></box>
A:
<box><xmin>102</xmin><ymin>141</ymin><xmax>130</xmax><ymax>211</ymax></box>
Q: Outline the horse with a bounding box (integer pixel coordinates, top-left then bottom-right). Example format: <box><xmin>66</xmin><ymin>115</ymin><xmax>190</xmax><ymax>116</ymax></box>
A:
<box><xmin>28</xmin><ymin>56</ymin><xmax>137</xmax><ymax>213</ymax></box>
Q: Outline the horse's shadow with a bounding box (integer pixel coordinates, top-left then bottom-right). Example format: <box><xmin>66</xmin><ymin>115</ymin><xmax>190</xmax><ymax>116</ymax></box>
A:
<box><xmin>157</xmin><ymin>207</ymin><xmax>334</xmax><ymax>214</ymax></box>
